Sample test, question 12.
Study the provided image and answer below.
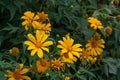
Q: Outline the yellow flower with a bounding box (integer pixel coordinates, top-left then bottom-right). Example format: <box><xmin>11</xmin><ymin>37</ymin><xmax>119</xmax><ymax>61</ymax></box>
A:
<box><xmin>7</xmin><ymin>64</ymin><xmax>30</xmax><ymax>80</ymax></box>
<box><xmin>9</xmin><ymin>47</ymin><xmax>20</xmax><ymax>56</ymax></box>
<box><xmin>24</xmin><ymin>30</ymin><xmax>53</xmax><ymax>58</ymax></box>
<box><xmin>57</xmin><ymin>35</ymin><xmax>82</xmax><ymax>59</ymax></box>
<box><xmin>86</xmin><ymin>33</ymin><xmax>105</xmax><ymax>56</ymax></box>
<box><xmin>37</xmin><ymin>12</ymin><xmax>49</xmax><ymax>22</ymax></box>
<box><xmin>32</xmin><ymin>22</ymin><xmax>51</xmax><ymax>32</ymax></box>
<box><xmin>21</xmin><ymin>11</ymin><xmax>39</xmax><ymax>30</ymax></box>
<box><xmin>88</xmin><ymin>17</ymin><xmax>103</xmax><ymax>30</ymax></box>
<box><xmin>61</xmin><ymin>53</ymin><xmax>77</xmax><ymax>63</ymax></box>
<box><xmin>36</xmin><ymin>59</ymin><xmax>50</xmax><ymax>73</ymax></box>
<box><xmin>51</xmin><ymin>58</ymin><xmax>65</xmax><ymax>71</ymax></box>
<box><xmin>80</xmin><ymin>48</ymin><xmax>97</xmax><ymax>64</ymax></box>
<box><xmin>104</xmin><ymin>26</ymin><xmax>112</xmax><ymax>36</ymax></box>
<box><xmin>65</xmin><ymin>76</ymin><xmax>71</xmax><ymax>80</ymax></box>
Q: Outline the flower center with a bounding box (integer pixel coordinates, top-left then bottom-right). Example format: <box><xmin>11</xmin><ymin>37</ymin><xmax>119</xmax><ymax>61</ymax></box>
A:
<box><xmin>64</xmin><ymin>53</ymin><xmax>69</xmax><ymax>58</ymax></box>
<box><xmin>36</xmin><ymin>42</ymin><xmax>42</xmax><ymax>48</ymax></box>
<box><xmin>54</xmin><ymin>62</ymin><xmax>61</xmax><ymax>67</ymax></box>
<box><xmin>41</xmin><ymin>61</ymin><xmax>46</xmax><ymax>66</ymax></box>
<box><xmin>67</xmin><ymin>46</ymin><xmax>72</xmax><ymax>52</ymax></box>
<box><xmin>91</xmin><ymin>40</ymin><xmax>98</xmax><ymax>48</ymax></box>
<box><xmin>14</xmin><ymin>71</ymin><xmax>22</xmax><ymax>80</ymax></box>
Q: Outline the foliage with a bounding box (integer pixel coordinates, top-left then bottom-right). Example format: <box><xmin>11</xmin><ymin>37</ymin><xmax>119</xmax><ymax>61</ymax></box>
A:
<box><xmin>0</xmin><ymin>0</ymin><xmax>120</xmax><ymax>80</ymax></box>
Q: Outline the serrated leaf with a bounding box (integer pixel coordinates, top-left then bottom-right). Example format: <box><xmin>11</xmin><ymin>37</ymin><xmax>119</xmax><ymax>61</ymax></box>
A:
<box><xmin>81</xmin><ymin>29</ymin><xmax>95</xmax><ymax>40</ymax></box>
<box><xmin>77</xmin><ymin>75</ymin><xmax>87</xmax><ymax>80</ymax></box>
<box><xmin>79</xmin><ymin>67</ymin><xmax>96</xmax><ymax>78</ymax></box>
<box><xmin>108</xmin><ymin>63</ymin><xmax>117</xmax><ymax>75</ymax></box>
<box><xmin>6</xmin><ymin>3</ymin><xmax>17</xmax><ymax>20</ymax></box>
<box><xmin>1</xmin><ymin>23</ymin><xmax>19</xmax><ymax>34</ymax></box>
<box><xmin>70</xmin><ymin>64</ymin><xmax>76</xmax><ymax>71</ymax></box>
<box><xmin>50</xmin><ymin>0</ymin><xmax>56</xmax><ymax>5</ymax></box>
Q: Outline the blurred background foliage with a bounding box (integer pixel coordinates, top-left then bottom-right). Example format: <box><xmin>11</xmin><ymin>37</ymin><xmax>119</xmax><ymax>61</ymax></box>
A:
<box><xmin>0</xmin><ymin>0</ymin><xmax>120</xmax><ymax>80</ymax></box>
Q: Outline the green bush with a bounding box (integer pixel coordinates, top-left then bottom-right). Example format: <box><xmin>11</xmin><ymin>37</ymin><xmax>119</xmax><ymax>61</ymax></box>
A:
<box><xmin>0</xmin><ymin>0</ymin><xmax>120</xmax><ymax>80</ymax></box>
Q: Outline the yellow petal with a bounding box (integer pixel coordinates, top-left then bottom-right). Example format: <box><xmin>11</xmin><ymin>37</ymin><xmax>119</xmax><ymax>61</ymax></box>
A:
<box><xmin>21</xmin><ymin>16</ymin><xmax>28</xmax><ymax>19</ymax></box>
<box><xmin>57</xmin><ymin>45</ymin><xmax>64</xmax><ymax>49</ymax></box>
<box><xmin>37</xmin><ymin>49</ymin><xmax>43</xmax><ymax>58</ymax></box>
<box><xmin>61</xmin><ymin>49</ymin><xmax>67</xmax><ymax>54</ymax></box>
<box><xmin>68</xmin><ymin>52</ymin><xmax>74</xmax><ymax>59</ymax></box>
<box><xmin>19</xmin><ymin>64</ymin><xmax>24</xmax><ymax>70</ymax></box>
<box><xmin>91</xmin><ymin>49</ymin><xmax>97</xmax><ymax>56</ymax></box>
<box><xmin>42</xmin><ymin>41</ymin><xmax>53</xmax><ymax>47</ymax></box>
<box><xmin>32</xmin><ymin>21</ymin><xmax>39</xmax><ymax>29</ymax></box>
<box><xmin>20</xmin><ymin>68</ymin><xmax>29</xmax><ymax>74</ymax></box>
<box><xmin>27</xmin><ymin>45</ymin><xmax>36</xmax><ymax>50</ymax></box>
<box><xmin>99</xmin><ymin>39</ymin><xmax>105</xmax><ymax>44</ymax></box>
<box><xmin>8</xmin><ymin>78</ymin><xmax>16</xmax><ymax>80</ymax></box>
<box><xmin>41</xmin><ymin>35</ymin><xmax>48</xmax><ymax>43</ymax></box>
<box><xmin>72</xmin><ymin>51</ymin><xmax>80</xmax><ymax>58</ymax></box>
<box><xmin>41</xmin><ymin>47</ymin><xmax>49</xmax><ymax>53</ymax></box>
<box><xmin>22</xmin><ymin>76</ymin><xmax>31</xmax><ymax>80</ymax></box>
<box><xmin>7</xmin><ymin>70</ymin><xmax>14</xmax><ymax>76</ymax></box>
<box><xmin>35</xmin><ymin>30</ymin><xmax>42</xmax><ymax>42</ymax></box>
<box><xmin>28</xmin><ymin>34</ymin><xmax>36</xmax><ymax>44</ymax></box>
<box><xmin>33</xmin><ymin>15</ymin><xmax>39</xmax><ymax>20</ymax></box>
<box><xmin>25</xmin><ymin>25</ymin><xmax>29</xmax><ymax>30</ymax></box>
<box><xmin>36</xmin><ymin>60</ymin><xmax>41</xmax><ymax>72</ymax></box>
<box><xmin>24</xmin><ymin>11</ymin><xmax>34</xmax><ymax>18</ymax></box>
<box><xmin>58</xmin><ymin>41</ymin><xmax>66</xmax><ymax>48</ymax></box>
<box><xmin>22</xmin><ymin>20</ymin><xmax>28</xmax><ymax>26</ymax></box>
<box><xmin>31</xmin><ymin>49</ymin><xmax>37</xmax><ymax>56</ymax></box>
<box><xmin>24</xmin><ymin>41</ymin><xmax>34</xmax><ymax>46</ymax></box>
<box><xmin>72</xmin><ymin>44</ymin><xmax>82</xmax><ymax>49</ymax></box>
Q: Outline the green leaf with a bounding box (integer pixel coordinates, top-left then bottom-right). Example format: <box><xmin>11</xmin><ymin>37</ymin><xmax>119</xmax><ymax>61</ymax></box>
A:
<box><xmin>79</xmin><ymin>67</ymin><xmax>96</xmax><ymax>78</ymax></box>
<box><xmin>1</xmin><ymin>23</ymin><xmax>19</xmax><ymax>34</ymax></box>
<box><xmin>104</xmin><ymin>64</ymin><xmax>108</xmax><ymax>77</ymax></box>
<box><xmin>77</xmin><ymin>75</ymin><xmax>87</xmax><ymax>80</ymax></box>
<box><xmin>81</xmin><ymin>29</ymin><xmax>95</xmax><ymax>40</ymax></box>
<box><xmin>70</xmin><ymin>64</ymin><xmax>76</xmax><ymax>71</ymax></box>
<box><xmin>117</xmin><ymin>68</ymin><xmax>120</xmax><ymax>80</ymax></box>
<box><xmin>6</xmin><ymin>3</ymin><xmax>17</xmax><ymax>20</ymax></box>
<box><xmin>108</xmin><ymin>63</ymin><xmax>117</xmax><ymax>75</ymax></box>
<box><xmin>50</xmin><ymin>0</ymin><xmax>56</xmax><ymax>5</ymax></box>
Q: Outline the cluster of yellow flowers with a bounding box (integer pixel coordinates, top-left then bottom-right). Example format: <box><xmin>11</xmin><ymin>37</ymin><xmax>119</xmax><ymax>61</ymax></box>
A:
<box><xmin>7</xmin><ymin>10</ymin><xmax>107</xmax><ymax>80</ymax></box>
<box><xmin>21</xmin><ymin>11</ymin><xmax>51</xmax><ymax>33</ymax></box>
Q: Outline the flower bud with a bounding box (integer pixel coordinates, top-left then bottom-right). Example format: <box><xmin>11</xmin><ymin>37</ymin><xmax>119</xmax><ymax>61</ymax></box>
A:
<box><xmin>9</xmin><ymin>47</ymin><xmax>20</xmax><ymax>56</ymax></box>
<box><xmin>104</xmin><ymin>26</ymin><xmax>112</xmax><ymax>36</ymax></box>
<box><xmin>116</xmin><ymin>15</ymin><xmax>120</xmax><ymax>22</ymax></box>
<box><xmin>113</xmin><ymin>0</ymin><xmax>119</xmax><ymax>7</ymax></box>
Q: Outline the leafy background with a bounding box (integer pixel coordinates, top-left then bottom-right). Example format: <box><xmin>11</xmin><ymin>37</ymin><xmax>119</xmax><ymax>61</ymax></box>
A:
<box><xmin>0</xmin><ymin>0</ymin><xmax>120</xmax><ymax>80</ymax></box>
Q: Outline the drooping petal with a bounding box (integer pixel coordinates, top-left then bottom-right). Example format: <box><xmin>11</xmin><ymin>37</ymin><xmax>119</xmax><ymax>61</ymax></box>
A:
<box><xmin>27</xmin><ymin>45</ymin><xmax>36</xmax><ymax>50</ymax></box>
<box><xmin>22</xmin><ymin>76</ymin><xmax>31</xmax><ymax>80</ymax></box>
<box><xmin>72</xmin><ymin>44</ymin><xmax>82</xmax><ymax>49</ymax></box>
<box><xmin>68</xmin><ymin>52</ymin><xmax>74</xmax><ymax>59</ymax></box>
<box><xmin>30</xmin><ymin>49</ymin><xmax>37</xmax><ymax>56</ymax></box>
<box><xmin>7</xmin><ymin>70</ymin><xmax>14</xmax><ymax>77</ymax></box>
<box><xmin>61</xmin><ymin>49</ymin><xmax>67</xmax><ymax>54</ymax></box>
<box><xmin>58</xmin><ymin>41</ymin><xmax>66</xmax><ymax>48</ymax></box>
<box><xmin>33</xmin><ymin>15</ymin><xmax>39</xmax><ymax>20</ymax></box>
<box><xmin>71</xmin><ymin>51</ymin><xmax>80</xmax><ymax>58</ymax></box>
<box><xmin>19</xmin><ymin>64</ymin><xmax>24</xmax><ymax>70</ymax></box>
<box><xmin>24</xmin><ymin>41</ymin><xmax>34</xmax><ymax>46</ymax></box>
<box><xmin>42</xmin><ymin>41</ymin><xmax>53</xmax><ymax>47</ymax></box>
<box><xmin>41</xmin><ymin>35</ymin><xmax>48</xmax><ymax>43</ymax></box>
<box><xmin>41</xmin><ymin>47</ymin><xmax>49</xmax><ymax>53</ymax></box>
<box><xmin>20</xmin><ymin>68</ymin><xmax>29</xmax><ymax>74</ymax></box>
<box><xmin>37</xmin><ymin>49</ymin><xmax>43</xmax><ymax>58</ymax></box>
<box><xmin>8</xmin><ymin>77</ymin><xmax>16</xmax><ymax>80</ymax></box>
<box><xmin>35</xmin><ymin>30</ymin><xmax>43</xmax><ymax>42</ymax></box>
<box><xmin>28</xmin><ymin>34</ymin><xmax>36</xmax><ymax>44</ymax></box>
<box><xmin>24</xmin><ymin>11</ymin><xmax>34</xmax><ymax>18</ymax></box>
